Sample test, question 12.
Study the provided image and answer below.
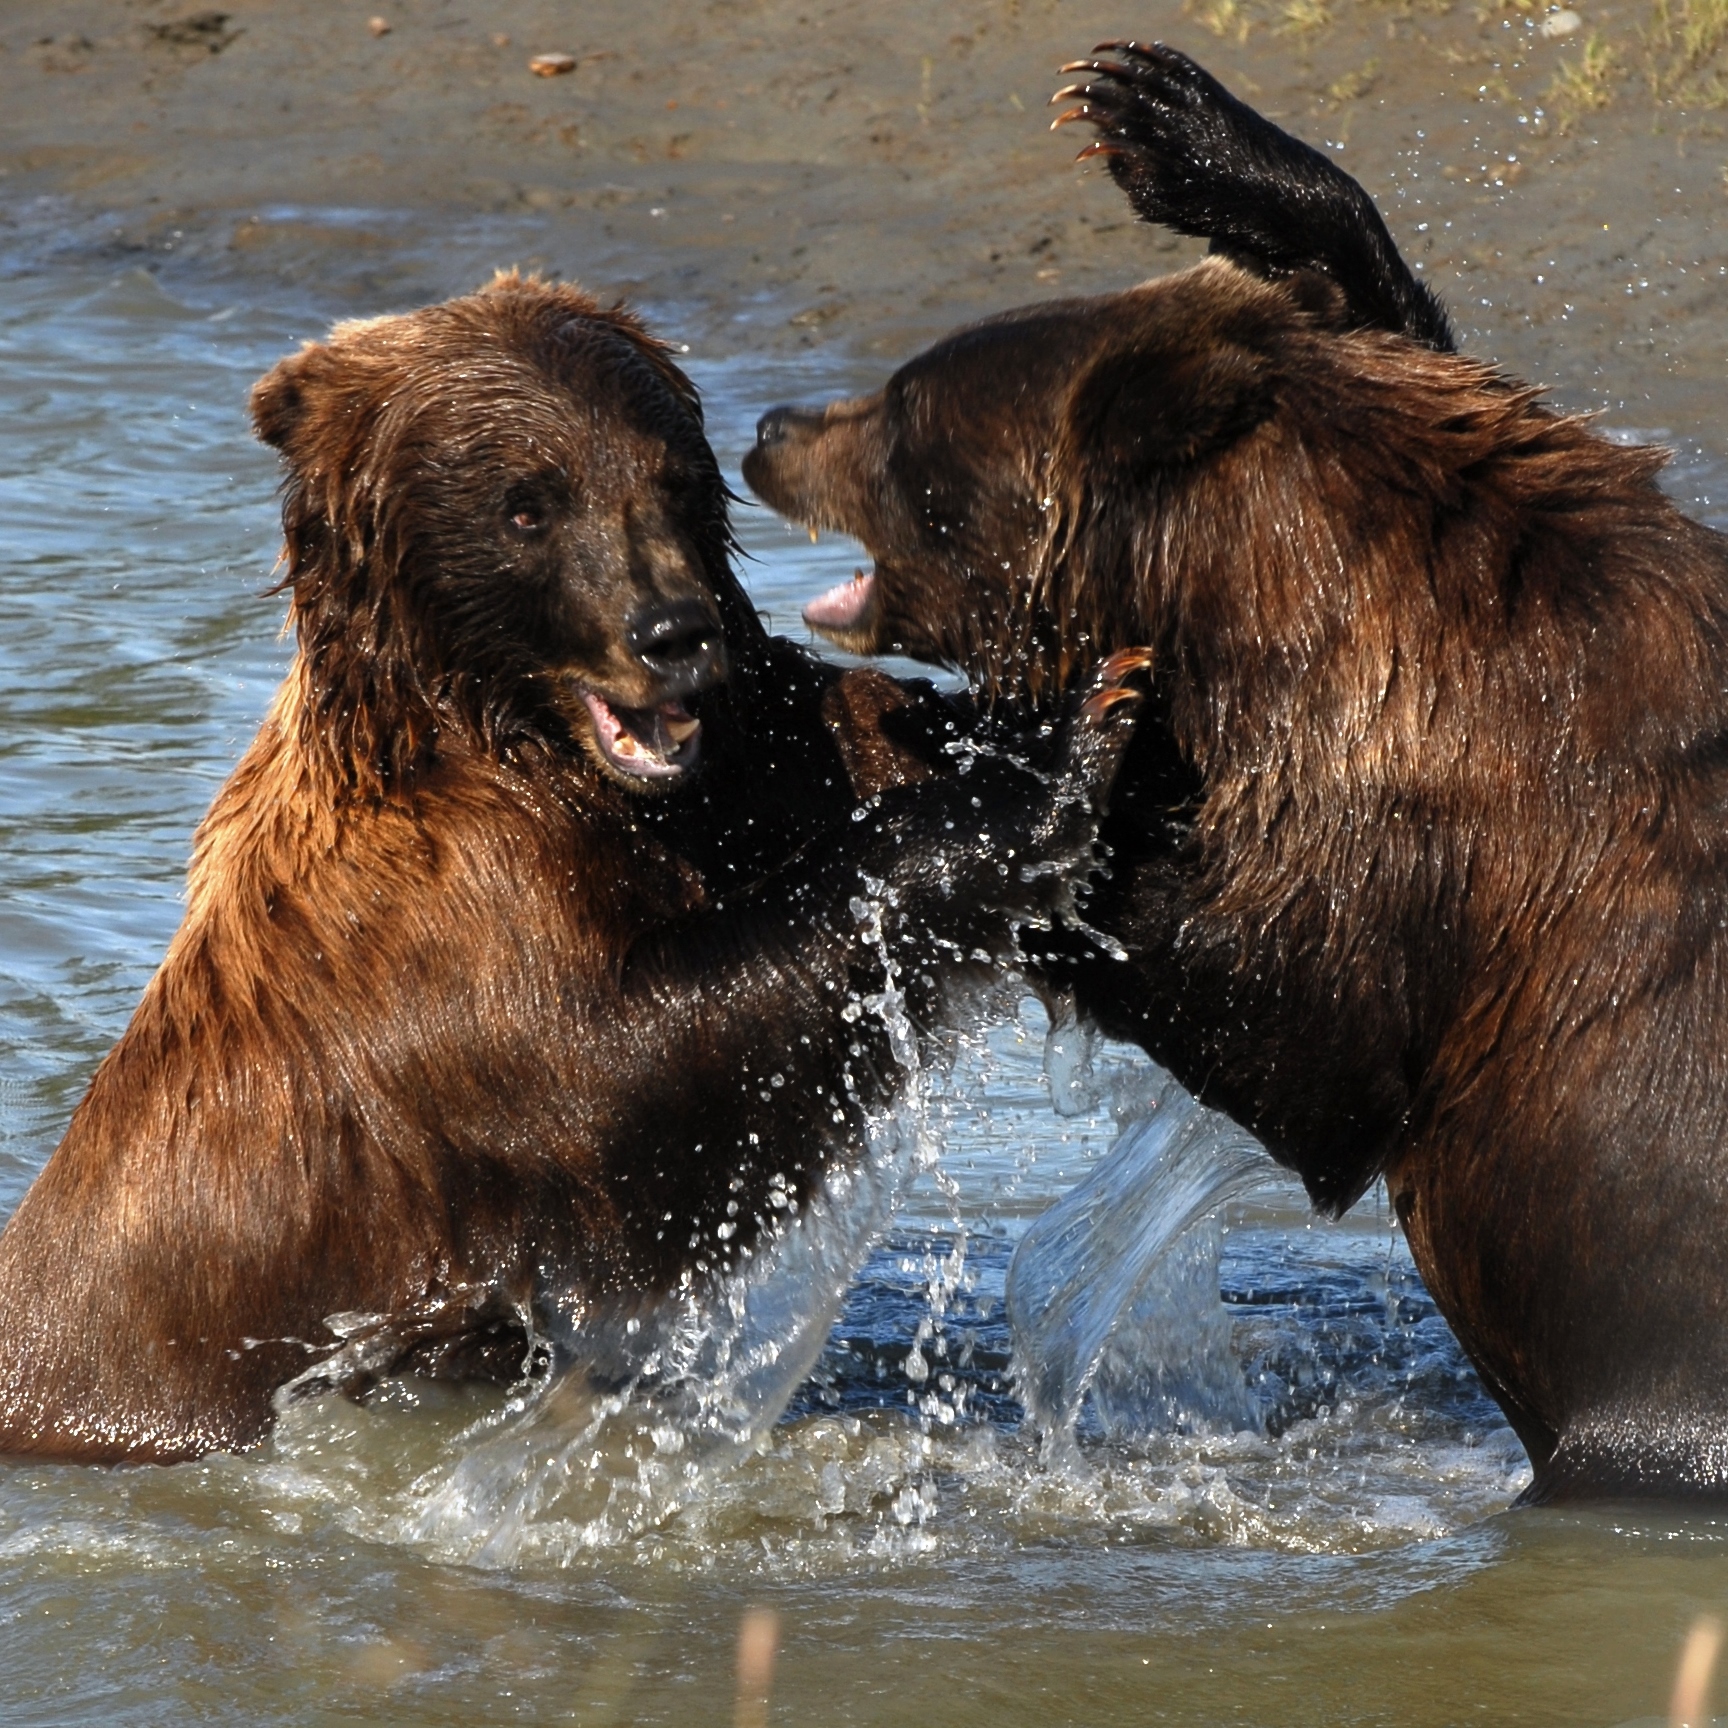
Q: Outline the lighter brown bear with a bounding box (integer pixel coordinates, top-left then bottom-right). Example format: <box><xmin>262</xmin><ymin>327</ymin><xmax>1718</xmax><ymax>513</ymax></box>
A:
<box><xmin>0</xmin><ymin>274</ymin><xmax>1136</xmax><ymax>1465</ymax></box>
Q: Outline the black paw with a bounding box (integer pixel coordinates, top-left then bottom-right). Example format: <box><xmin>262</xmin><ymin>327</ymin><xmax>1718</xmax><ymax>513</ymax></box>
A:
<box><xmin>1050</xmin><ymin>42</ymin><xmax>1455</xmax><ymax>351</ymax></box>
<box><xmin>1051</xmin><ymin>646</ymin><xmax>1153</xmax><ymax>821</ymax></box>
<box><xmin>1052</xmin><ymin>42</ymin><xmax>1287</xmax><ymax>249</ymax></box>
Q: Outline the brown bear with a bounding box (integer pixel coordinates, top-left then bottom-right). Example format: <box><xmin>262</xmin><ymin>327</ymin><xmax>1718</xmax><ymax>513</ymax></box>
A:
<box><xmin>0</xmin><ymin>273</ymin><xmax>1140</xmax><ymax>1466</ymax></box>
<box><xmin>743</xmin><ymin>48</ymin><xmax>1728</xmax><ymax>1501</ymax></box>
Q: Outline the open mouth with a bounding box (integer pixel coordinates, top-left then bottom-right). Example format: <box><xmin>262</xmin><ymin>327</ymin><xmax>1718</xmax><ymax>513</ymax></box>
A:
<box><xmin>802</xmin><ymin>567</ymin><xmax>880</xmax><ymax>651</ymax></box>
<box><xmin>580</xmin><ymin>692</ymin><xmax>703</xmax><ymax>781</ymax></box>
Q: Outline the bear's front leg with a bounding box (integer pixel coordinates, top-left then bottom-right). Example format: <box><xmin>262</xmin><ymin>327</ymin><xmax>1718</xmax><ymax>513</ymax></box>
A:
<box><xmin>1051</xmin><ymin>41</ymin><xmax>1455</xmax><ymax>351</ymax></box>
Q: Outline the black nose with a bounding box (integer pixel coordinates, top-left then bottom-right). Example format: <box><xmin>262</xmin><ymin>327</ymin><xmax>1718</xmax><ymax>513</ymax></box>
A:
<box><xmin>626</xmin><ymin>599</ymin><xmax>726</xmax><ymax>695</ymax></box>
<box><xmin>756</xmin><ymin>406</ymin><xmax>794</xmax><ymax>449</ymax></box>
<box><xmin>754</xmin><ymin>405</ymin><xmax>824</xmax><ymax>451</ymax></box>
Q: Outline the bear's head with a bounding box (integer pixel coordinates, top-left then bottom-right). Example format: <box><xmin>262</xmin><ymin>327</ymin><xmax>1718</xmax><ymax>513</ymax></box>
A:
<box><xmin>744</xmin><ymin>258</ymin><xmax>1379</xmax><ymax>703</ymax></box>
<box><xmin>749</xmin><ymin>255</ymin><xmax>1651</xmax><ymax>726</ymax></box>
<box><xmin>253</xmin><ymin>273</ymin><xmax>748</xmax><ymax>796</ymax></box>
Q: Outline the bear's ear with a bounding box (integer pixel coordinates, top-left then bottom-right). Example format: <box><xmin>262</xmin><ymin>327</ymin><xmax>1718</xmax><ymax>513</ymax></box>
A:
<box><xmin>249</xmin><ymin>343</ymin><xmax>336</xmax><ymax>455</ymax></box>
<box><xmin>1283</xmin><ymin>268</ymin><xmax>1352</xmax><ymax>331</ymax></box>
<box><xmin>1073</xmin><ymin>341</ymin><xmax>1275</xmax><ymax>478</ymax></box>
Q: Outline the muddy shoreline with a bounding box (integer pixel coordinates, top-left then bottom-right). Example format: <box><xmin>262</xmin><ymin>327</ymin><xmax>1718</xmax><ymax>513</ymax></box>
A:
<box><xmin>3</xmin><ymin>0</ymin><xmax>1725</xmax><ymax>434</ymax></box>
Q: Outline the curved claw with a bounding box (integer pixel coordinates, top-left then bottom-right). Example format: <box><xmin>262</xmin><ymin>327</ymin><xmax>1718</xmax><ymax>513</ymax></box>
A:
<box><xmin>1073</xmin><ymin>139</ymin><xmax>1127</xmax><ymax>160</ymax></box>
<box><xmin>1094</xmin><ymin>39</ymin><xmax>1173</xmax><ymax>63</ymax></box>
<box><xmin>1100</xmin><ymin>646</ymin><xmax>1156</xmax><ymax>680</ymax></box>
<box><xmin>1078</xmin><ymin>646</ymin><xmax>1155</xmax><ymax>723</ymax></box>
<box><xmin>1080</xmin><ymin>684</ymin><xmax>1145</xmax><ymax>724</ymax></box>
<box><xmin>1057</xmin><ymin>58</ymin><xmax>1141</xmax><ymax>83</ymax></box>
<box><xmin>1053</xmin><ymin>80</ymin><xmax>1136</xmax><ymax>109</ymax></box>
<box><xmin>1056</xmin><ymin>650</ymin><xmax>1155</xmax><ymax>815</ymax></box>
<box><xmin>1051</xmin><ymin>75</ymin><xmax>1141</xmax><ymax>137</ymax></box>
<box><xmin>1083</xmin><ymin>41</ymin><xmax>1208</xmax><ymax>98</ymax></box>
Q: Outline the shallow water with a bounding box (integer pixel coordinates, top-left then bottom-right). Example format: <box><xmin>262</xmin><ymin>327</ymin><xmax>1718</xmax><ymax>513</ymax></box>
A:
<box><xmin>4</xmin><ymin>249</ymin><xmax>1728</xmax><ymax>1727</ymax></box>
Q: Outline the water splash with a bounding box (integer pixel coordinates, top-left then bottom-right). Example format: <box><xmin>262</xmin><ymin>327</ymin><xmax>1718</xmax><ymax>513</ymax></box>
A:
<box><xmin>208</xmin><ymin>1006</ymin><xmax>1526</xmax><ymax>1572</ymax></box>
<box><xmin>1040</xmin><ymin>996</ymin><xmax>1101</xmax><ymax>1120</ymax></box>
<box><xmin>192</xmin><ymin>994</ymin><xmax>1530</xmax><ymax>1577</ymax></box>
<box><xmin>371</xmin><ymin>891</ymin><xmax>945</xmax><ymax>1568</ymax></box>
<box><xmin>376</xmin><ymin>1119</ymin><xmax>913</xmax><ymax>1566</ymax></box>
<box><xmin>1006</xmin><ymin>1079</ymin><xmax>1273</xmax><ymax>1450</ymax></box>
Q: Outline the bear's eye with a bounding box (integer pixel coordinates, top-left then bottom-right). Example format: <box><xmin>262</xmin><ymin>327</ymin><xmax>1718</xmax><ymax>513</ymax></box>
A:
<box><xmin>503</xmin><ymin>486</ymin><xmax>554</xmax><ymax>537</ymax></box>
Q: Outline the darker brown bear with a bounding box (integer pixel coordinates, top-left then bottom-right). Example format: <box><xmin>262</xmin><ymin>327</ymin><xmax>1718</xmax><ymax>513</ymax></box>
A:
<box><xmin>745</xmin><ymin>133</ymin><xmax>1728</xmax><ymax>1499</ymax></box>
<box><xmin>0</xmin><ymin>275</ymin><xmax>1136</xmax><ymax>1465</ymax></box>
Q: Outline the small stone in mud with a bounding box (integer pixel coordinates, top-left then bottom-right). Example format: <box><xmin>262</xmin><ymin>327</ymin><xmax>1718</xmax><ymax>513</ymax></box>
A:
<box><xmin>1540</xmin><ymin>9</ymin><xmax>1583</xmax><ymax>36</ymax></box>
<box><xmin>530</xmin><ymin>52</ymin><xmax>577</xmax><ymax>76</ymax></box>
<box><xmin>367</xmin><ymin>15</ymin><xmax>391</xmax><ymax>37</ymax></box>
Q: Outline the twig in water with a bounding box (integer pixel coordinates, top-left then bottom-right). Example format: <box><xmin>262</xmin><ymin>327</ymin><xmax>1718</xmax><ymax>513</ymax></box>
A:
<box><xmin>735</xmin><ymin>1607</ymin><xmax>780</xmax><ymax>1728</ymax></box>
<box><xmin>1670</xmin><ymin>1613</ymin><xmax>1723</xmax><ymax>1728</ymax></box>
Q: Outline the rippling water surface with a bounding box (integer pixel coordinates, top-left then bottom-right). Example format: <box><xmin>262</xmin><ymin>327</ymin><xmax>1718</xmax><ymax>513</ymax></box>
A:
<box><xmin>5</xmin><ymin>244</ymin><xmax>1728</xmax><ymax>1727</ymax></box>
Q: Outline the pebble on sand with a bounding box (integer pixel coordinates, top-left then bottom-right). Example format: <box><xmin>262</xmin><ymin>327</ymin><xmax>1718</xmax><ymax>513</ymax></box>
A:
<box><xmin>530</xmin><ymin>52</ymin><xmax>578</xmax><ymax>76</ymax></box>
<box><xmin>1540</xmin><ymin>9</ymin><xmax>1583</xmax><ymax>36</ymax></box>
<box><xmin>367</xmin><ymin>16</ymin><xmax>391</xmax><ymax>37</ymax></box>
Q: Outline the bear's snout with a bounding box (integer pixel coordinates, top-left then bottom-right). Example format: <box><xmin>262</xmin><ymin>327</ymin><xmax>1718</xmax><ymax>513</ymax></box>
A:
<box><xmin>625</xmin><ymin>598</ymin><xmax>727</xmax><ymax>701</ymax></box>
<box><xmin>752</xmin><ymin>404</ymin><xmax>822</xmax><ymax>451</ymax></box>
<box><xmin>742</xmin><ymin>404</ymin><xmax>834</xmax><ymax>518</ymax></box>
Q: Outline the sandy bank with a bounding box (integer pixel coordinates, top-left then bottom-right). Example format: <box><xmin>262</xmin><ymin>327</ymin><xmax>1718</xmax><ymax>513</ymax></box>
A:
<box><xmin>2</xmin><ymin>0</ymin><xmax>1725</xmax><ymax>437</ymax></box>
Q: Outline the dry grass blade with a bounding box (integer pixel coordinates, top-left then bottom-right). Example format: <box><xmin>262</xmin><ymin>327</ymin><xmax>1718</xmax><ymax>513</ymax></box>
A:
<box><xmin>1670</xmin><ymin>1613</ymin><xmax>1724</xmax><ymax>1728</ymax></box>
<box><xmin>735</xmin><ymin>1607</ymin><xmax>780</xmax><ymax>1728</ymax></box>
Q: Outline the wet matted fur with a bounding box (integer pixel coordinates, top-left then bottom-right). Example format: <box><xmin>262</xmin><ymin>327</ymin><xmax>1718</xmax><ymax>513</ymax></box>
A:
<box><xmin>743</xmin><ymin>55</ymin><xmax>1728</xmax><ymax>1502</ymax></box>
<box><xmin>0</xmin><ymin>275</ymin><xmax>1134</xmax><ymax>1464</ymax></box>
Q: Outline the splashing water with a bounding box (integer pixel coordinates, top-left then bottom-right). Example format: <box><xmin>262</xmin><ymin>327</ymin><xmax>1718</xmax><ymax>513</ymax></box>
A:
<box><xmin>233</xmin><ymin>1000</ymin><xmax>1521</xmax><ymax>1574</ymax></box>
<box><xmin>1040</xmin><ymin>996</ymin><xmax>1101</xmax><ymax>1120</ymax></box>
<box><xmin>393</xmin><ymin>1135</ymin><xmax>912</xmax><ymax>1566</ymax></box>
<box><xmin>295</xmin><ymin>895</ymin><xmax>949</xmax><ymax>1569</ymax></box>
<box><xmin>1007</xmin><ymin>1076</ymin><xmax>1273</xmax><ymax>1451</ymax></box>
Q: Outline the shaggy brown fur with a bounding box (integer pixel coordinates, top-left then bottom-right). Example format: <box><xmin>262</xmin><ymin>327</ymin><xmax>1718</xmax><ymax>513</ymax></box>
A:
<box><xmin>745</xmin><ymin>252</ymin><xmax>1728</xmax><ymax>1501</ymax></box>
<box><xmin>0</xmin><ymin>275</ymin><xmax>1135</xmax><ymax>1465</ymax></box>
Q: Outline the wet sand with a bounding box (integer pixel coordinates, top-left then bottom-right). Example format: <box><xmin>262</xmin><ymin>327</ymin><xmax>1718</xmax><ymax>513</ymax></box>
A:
<box><xmin>2</xmin><ymin>0</ymin><xmax>1725</xmax><ymax>440</ymax></box>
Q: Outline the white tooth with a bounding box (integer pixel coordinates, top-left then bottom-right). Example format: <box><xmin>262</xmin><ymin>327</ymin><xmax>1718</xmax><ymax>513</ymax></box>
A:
<box><xmin>615</xmin><ymin>734</ymin><xmax>641</xmax><ymax>757</ymax></box>
<box><xmin>664</xmin><ymin>715</ymin><xmax>700</xmax><ymax>745</ymax></box>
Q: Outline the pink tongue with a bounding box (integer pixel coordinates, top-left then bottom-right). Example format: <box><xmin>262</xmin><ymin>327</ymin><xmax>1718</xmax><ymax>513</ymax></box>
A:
<box><xmin>803</xmin><ymin>570</ymin><xmax>875</xmax><ymax>631</ymax></box>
